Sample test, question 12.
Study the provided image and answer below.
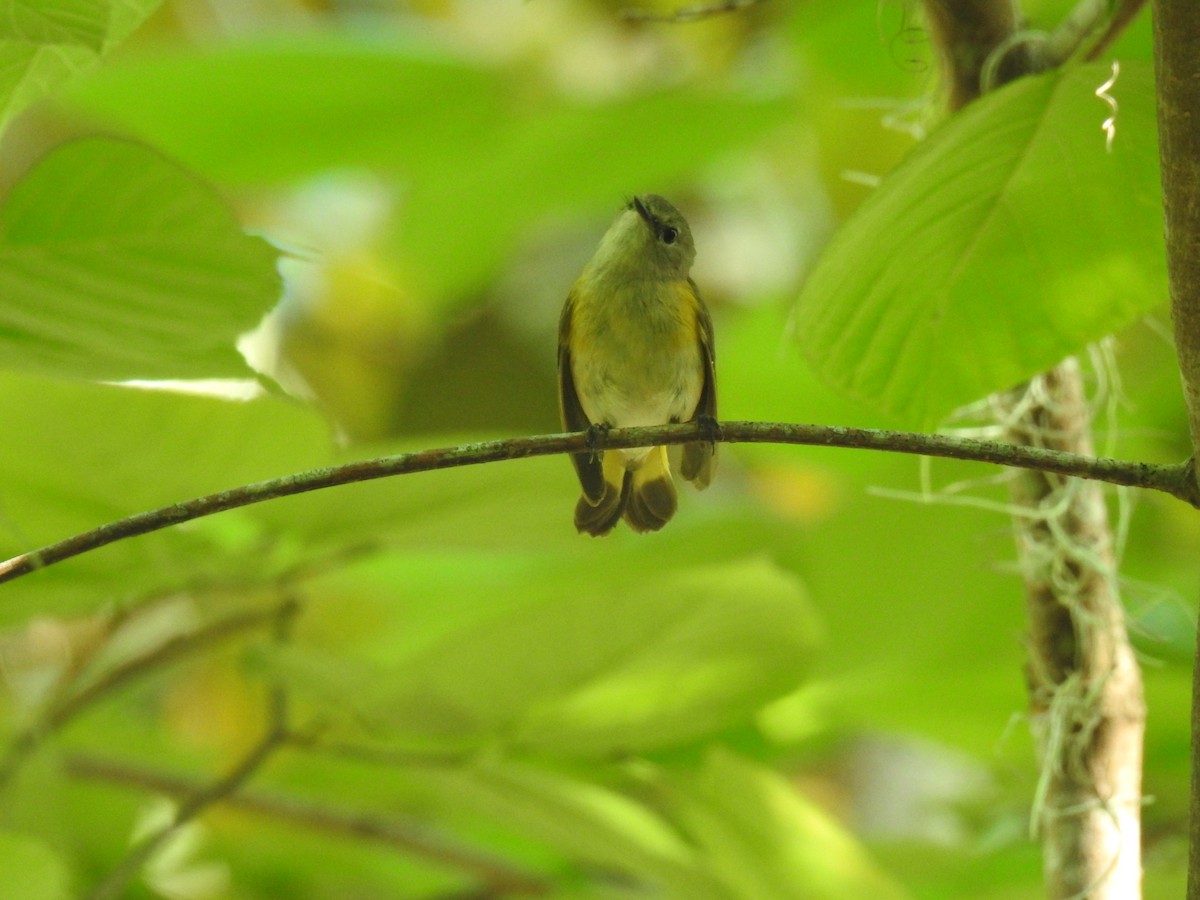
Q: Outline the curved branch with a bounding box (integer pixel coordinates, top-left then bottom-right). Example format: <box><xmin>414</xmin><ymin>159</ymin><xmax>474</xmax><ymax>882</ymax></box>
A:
<box><xmin>85</xmin><ymin>727</ymin><xmax>290</xmax><ymax>900</ymax></box>
<box><xmin>84</xmin><ymin>601</ymin><xmax>299</xmax><ymax>900</ymax></box>
<box><xmin>67</xmin><ymin>753</ymin><xmax>551</xmax><ymax>896</ymax></box>
<box><xmin>0</xmin><ymin>602</ymin><xmax>292</xmax><ymax>791</ymax></box>
<box><xmin>1</xmin><ymin>420</ymin><xmax>1195</xmax><ymax>586</ymax></box>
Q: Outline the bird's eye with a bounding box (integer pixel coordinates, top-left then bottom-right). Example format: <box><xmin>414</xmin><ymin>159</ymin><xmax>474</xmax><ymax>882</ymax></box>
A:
<box><xmin>661</xmin><ymin>227</ymin><xmax>678</xmax><ymax>245</ymax></box>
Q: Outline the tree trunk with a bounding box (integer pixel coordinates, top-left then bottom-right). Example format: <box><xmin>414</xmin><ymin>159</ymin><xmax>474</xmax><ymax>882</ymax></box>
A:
<box><xmin>1148</xmin><ymin>3</ymin><xmax>1200</xmax><ymax>897</ymax></box>
<box><xmin>1004</xmin><ymin>362</ymin><xmax>1144</xmax><ymax>898</ymax></box>
<box><xmin>922</xmin><ymin>2</ymin><xmax>1146</xmax><ymax>896</ymax></box>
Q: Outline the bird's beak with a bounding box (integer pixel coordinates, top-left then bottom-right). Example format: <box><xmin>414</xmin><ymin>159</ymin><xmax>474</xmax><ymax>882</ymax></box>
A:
<box><xmin>632</xmin><ymin>196</ymin><xmax>654</xmax><ymax>228</ymax></box>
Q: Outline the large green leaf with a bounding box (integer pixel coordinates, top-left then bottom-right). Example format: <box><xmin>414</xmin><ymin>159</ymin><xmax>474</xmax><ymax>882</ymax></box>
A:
<box><xmin>0</xmin><ymin>0</ymin><xmax>161</xmax><ymax>131</ymax></box>
<box><xmin>268</xmin><ymin>555</ymin><xmax>818</xmax><ymax>756</ymax></box>
<box><xmin>0</xmin><ymin>137</ymin><xmax>279</xmax><ymax>380</ymax></box>
<box><xmin>0</xmin><ymin>372</ymin><xmax>329</xmax><ymax>619</ymax></box>
<box><xmin>794</xmin><ymin>62</ymin><xmax>1165</xmax><ymax>426</ymax></box>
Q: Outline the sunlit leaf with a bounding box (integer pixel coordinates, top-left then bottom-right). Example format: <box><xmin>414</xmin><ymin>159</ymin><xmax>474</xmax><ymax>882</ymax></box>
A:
<box><xmin>794</xmin><ymin>62</ymin><xmax>1165</xmax><ymax>425</ymax></box>
<box><xmin>0</xmin><ymin>138</ymin><xmax>279</xmax><ymax>380</ymax></box>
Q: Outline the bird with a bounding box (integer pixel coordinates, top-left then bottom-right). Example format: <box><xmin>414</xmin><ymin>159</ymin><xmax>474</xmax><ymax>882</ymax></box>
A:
<box><xmin>557</xmin><ymin>194</ymin><xmax>716</xmax><ymax>536</ymax></box>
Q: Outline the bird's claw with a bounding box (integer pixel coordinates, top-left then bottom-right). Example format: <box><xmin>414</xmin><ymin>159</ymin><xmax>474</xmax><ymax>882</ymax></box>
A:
<box><xmin>695</xmin><ymin>414</ymin><xmax>720</xmax><ymax>448</ymax></box>
<box><xmin>586</xmin><ymin>423</ymin><xmax>611</xmax><ymax>464</ymax></box>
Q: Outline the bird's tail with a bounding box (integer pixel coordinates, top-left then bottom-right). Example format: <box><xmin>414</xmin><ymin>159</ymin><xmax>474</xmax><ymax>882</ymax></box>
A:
<box><xmin>574</xmin><ymin>450</ymin><xmax>629</xmax><ymax>537</ymax></box>
<box><xmin>574</xmin><ymin>446</ymin><xmax>677</xmax><ymax>536</ymax></box>
<box><xmin>624</xmin><ymin>446</ymin><xmax>677</xmax><ymax>533</ymax></box>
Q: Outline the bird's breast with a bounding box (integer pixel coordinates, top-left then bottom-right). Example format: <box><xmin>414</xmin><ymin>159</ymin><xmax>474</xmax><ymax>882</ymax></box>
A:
<box><xmin>570</xmin><ymin>278</ymin><xmax>704</xmax><ymax>432</ymax></box>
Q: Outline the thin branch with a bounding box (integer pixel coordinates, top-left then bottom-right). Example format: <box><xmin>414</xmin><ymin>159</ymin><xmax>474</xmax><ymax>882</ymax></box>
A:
<box><xmin>1039</xmin><ymin>0</ymin><xmax>1110</xmax><ymax>66</ymax></box>
<box><xmin>921</xmin><ymin>0</ymin><xmax>1029</xmax><ymax>107</ymax></box>
<box><xmin>620</xmin><ymin>0</ymin><xmax>767</xmax><ymax>24</ymax></box>
<box><xmin>84</xmin><ymin>601</ymin><xmax>299</xmax><ymax>900</ymax></box>
<box><xmin>84</xmin><ymin>728</ymin><xmax>289</xmax><ymax>900</ymax></box>
<box><xmin>0</xmin><ymin>421</ymin><xmax>1195</xmax><ymax>587</ymax></box>
<box><xmin>66</xmin><ymin>753</ymin><xmax>552</xmax><ymax>896</ymax></box>
<box><xmin>1036</xmin><ymin>0</ymin><xmax>1147</xmax><ymax>66</ymax></box>
<box><xmin>1083</xmin><ymin>0</ymin><xmax>1149</xmax><ymax>61</ymax></box>
<box><xmin>0</xmin><ymin>601</ymin><xmax>292</xmax><ymax>790</ymax></box>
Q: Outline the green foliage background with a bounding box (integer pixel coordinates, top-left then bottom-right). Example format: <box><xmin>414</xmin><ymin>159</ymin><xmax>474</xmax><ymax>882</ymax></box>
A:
<box><xmin>0</xmin><ymin>1</ymin><xmax>1191</xmax><ymax>898</ymax></box>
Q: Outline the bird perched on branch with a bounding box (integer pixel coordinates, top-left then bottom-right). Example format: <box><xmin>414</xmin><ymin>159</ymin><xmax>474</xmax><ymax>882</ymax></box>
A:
<box><xmin>557</xmin><ymin>194</ymin><xmax>717</xmax><ymax>536</ymax></box>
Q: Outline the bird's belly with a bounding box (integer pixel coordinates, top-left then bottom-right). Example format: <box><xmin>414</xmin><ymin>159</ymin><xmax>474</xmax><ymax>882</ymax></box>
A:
<box><xmin>573</xmin><ymin>342</ymin><xmax>703</xmax><ymax>464</ymax></box>
<box><xmin>568</xmin><ymin>277</ymin><xmax>706</xmax><ymax>464</ymax></box>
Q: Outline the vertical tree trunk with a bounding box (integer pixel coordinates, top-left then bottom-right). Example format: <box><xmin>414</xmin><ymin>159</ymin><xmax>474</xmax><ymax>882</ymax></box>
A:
<box><xmin>1149</xmin><ymin>3</ymin><xmax>1200</xmax><ymax>897</ymax></box>
<box><xmin>921</xmin><ymin>2</ymin><xmax>1145</xmax><ymax>896</ymax></box>
<box><xmin>1004</xmin><ymin>363</ymin><xmax>1145</xmax><ymax>898</ymax></box>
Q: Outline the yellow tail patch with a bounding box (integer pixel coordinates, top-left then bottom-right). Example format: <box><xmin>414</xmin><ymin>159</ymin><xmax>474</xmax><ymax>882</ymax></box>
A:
<box><xmin>624</xmin><ymin>446</ymin><xmax>677</xmax><ymax>533</ymax></box>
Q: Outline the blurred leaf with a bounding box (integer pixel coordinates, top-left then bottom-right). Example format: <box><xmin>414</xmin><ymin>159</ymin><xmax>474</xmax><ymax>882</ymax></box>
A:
<box><xmin>0</xmin><ymin>137</ymin><xmax>279</xmax><ymax>380</ymax></box>
<box><xmin>417</xmin><ymin>758</ymin><xmax>720</xmax><ymax>898</ymax></box>
<box><xmin>60</xmin><ymin>34</ymin><xmax>509</xmax><ymax>186</ymax></box>
<box><xmin>0</xmin><ymin>832</ymin><xmax>70</xmax><ymax>900</ymax></box>
<box><xmin>270</xmin><ymin>555</ymin><xmax>817</xmax><ymax>756</ymax></box>
<box><xmin>794</xmin><ymin>62</ymin><xmax>1165</xmax><ymax>426</ymax></box>
<box><xmin>0</xmin><ymin>0</ymin><xmax>160</xmax><ymax>131</ymax></box>
<box><xmin>510</xmin><ymin>557</ymin><xmax>817</xmax><ymax>754</ymax></box>
<box><xmin>663</xmin><ymin>748</ymin><xmax>907</xmax><ymax>900</ymax></box>
<box><xmin>7</xmin><ymin>2</ymin><xmax>106</xmax><ymax>49</ymax></box>
<box><xmin>0</xmin><ymin>372</ymin><xmax>329</xmax><ymax>619</ymax></box>
<box><xmin>60</xmin><ymin>34</ymin><xmax>793</xmax><ymax>297</ymax></box>
<box><xmin>398</xmin><ymin>87</ymin><xmax>794</xmax><ymax>297</ymax></box>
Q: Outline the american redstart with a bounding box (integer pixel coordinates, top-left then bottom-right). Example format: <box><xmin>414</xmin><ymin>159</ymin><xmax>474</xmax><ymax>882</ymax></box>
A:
<box><xmin>557</xmin><ymin>194</ymin><xmax>716</xmax><ymax>536</ymax></box>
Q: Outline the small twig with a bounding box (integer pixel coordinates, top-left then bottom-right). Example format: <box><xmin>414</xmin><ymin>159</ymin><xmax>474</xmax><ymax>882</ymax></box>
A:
<box><xmin>1037</xmin><ymin>0</ymin><xmax>1149</xmax><ymax>66</ymax></box>
<box><xmin>66</xmin><ymin>753</ymin><xmax>552</xmax><ymax>896</ymax></box>
<box><xmin>1037</xmin><ymin>0</ymin><xmax>1107</xmax><ymax>66</ymax></box>
<box><xmin>83</xmin><ymin>598</ymin><xmax>301</xmax><ymax>900</ymax></box>
<box><xmin>1084</xmin><ymin>0</ymin><xmax>1149</xmax><ymax>61</ymax></box>
<box><xmin>0</xmin><ymin>602</ymin><xmax>294</xmax><ymax>790</ymax></box>
<box><xmin>84</xmin><ymin>720</ymin><xmax>289</xmax><ymax>900</ymax></box>
<box><xmin>621</xmin><ymin>0</ymin><xmax>767</xmax><ymax>24</ymax></box>
<box><xmin>0</xmin><ymin>422</ymin><xmax>1195</xmax><ymax>587</ymax></box>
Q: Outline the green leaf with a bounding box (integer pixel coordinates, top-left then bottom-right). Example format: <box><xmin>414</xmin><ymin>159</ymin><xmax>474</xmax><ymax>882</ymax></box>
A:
<box><xmin>0</xmin><ymin>0</ymin><xmax>161</xmax><ymax>131</ymax></box>
<box><xmin>60</xmin><ymin>34</ymin><xmax>510</xmax><ymax>186</ymax></box>
<box><xmin>60</xmin><ymin>34</ymin><xmax>792</xmax><ymax>297</ymax></box>
<box><xmin>417</xmin><ymin>759</ymin><xmax>721</xmax><ymax>898</ymax></box>
<box><xmin>7</xmin><ymin>2</ymin><xmax>106</xmax><ymax>49</ymax></box>
<box><xmin>0</xmin><ymin>832</ymin><xmax>71</xmax><ymax>900</ymax></box>
<box><xmin>0</xmin><ymin>137</ymin><xmax>279</xmax><ymax>380</ymax></box>
<box><xmin>793</xmin><ymin>62</ymin><xmax>1165</xmax><ymax>426</ymax></box>
<box><xmin>0</xmin><ymin>372</ymin><xmax>329</xmax><ymax>620</ymax></box>
<box><xmin>510</xmin><ymin>557</ymin><xmax>819</xmax><ymax>754</ymax></box>
<box><xmin>269</xmin><ymin>555</ymin><xmax>819</xmax><ymax>756</ymax></box>
<box><xmin>664</xmin><ymin>748</ymin><xmax>907</xmax><ymax>900</ymax></box>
